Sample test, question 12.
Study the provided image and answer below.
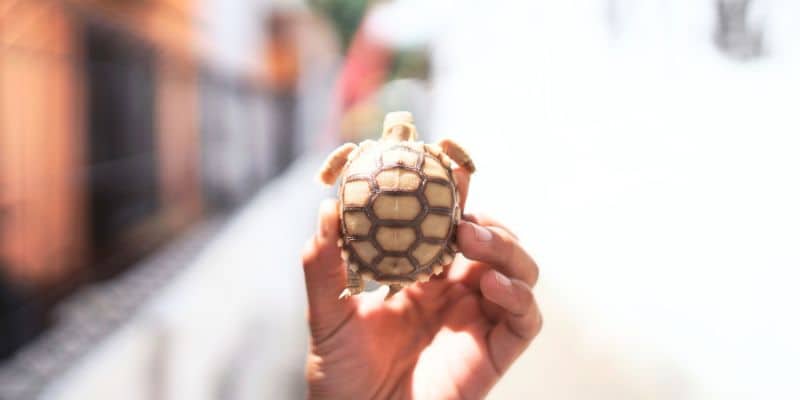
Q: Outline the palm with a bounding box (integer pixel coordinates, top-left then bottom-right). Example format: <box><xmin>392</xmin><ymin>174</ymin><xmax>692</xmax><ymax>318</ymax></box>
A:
<box><xmin>307</xmin><ymin>256</ymin><xmax>505</xmax><ymax>400</ymax></box>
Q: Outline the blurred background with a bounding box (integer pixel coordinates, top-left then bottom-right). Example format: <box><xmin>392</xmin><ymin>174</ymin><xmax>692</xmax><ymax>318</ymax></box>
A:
<box><xmin>1</xmin><ymin>0</ymin><xmax>799</xmax><ymax>399</ymax></box>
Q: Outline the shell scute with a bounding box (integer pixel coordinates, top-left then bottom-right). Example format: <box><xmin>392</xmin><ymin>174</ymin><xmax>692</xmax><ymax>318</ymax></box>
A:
<box><xmin>372</xmin><ymin>194</ymin><xmax>422</xmax><ymax>221</ymax></box>
<box><xmin>375</xmin><ymin>227</ymin><xmax>417</xmax><ymax>252</ymax></box>
<box><xmin>420</xmin><ymin>214</ymin><xmax>452</xmax><ymax>239</ymax></box>
<box><xmin>342</xmin><ymin>180</ymin><xmax>371</xmax><ymax>206</ymax></box>
<box><xmin>343</xmin><ymin>211</ymin><xmax>371</xmax><ymax>236</ymax></box>
<box><xmin>376</xmin><ymin>168</ymin><xmax>421</xmax><ymax>191</ymax></box>
<box><xmin>423</xmin><ymin>182</ymin><xmax>453</xmax><ymax>208</ymax></box>
<box><xmin>382</xmin><ymin>148</ymin><xmax>418</xmax><ymax>167</ymax></box>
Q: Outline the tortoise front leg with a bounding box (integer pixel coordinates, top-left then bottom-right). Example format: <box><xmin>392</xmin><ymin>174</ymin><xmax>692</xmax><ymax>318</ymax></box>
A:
<box><xmin>338</xmin><ymin>267</ymin><xmax>364</xmax><ymax>299</ymax></box>
<box><xmin>439</xmin><ymin>139</ymin><xmax>476</xmax><ymax>174</ymax></box>
<box><xmin>317</xmin><ymin>142</ymin><xmax>358</xmax><ymax>185</ymax></box>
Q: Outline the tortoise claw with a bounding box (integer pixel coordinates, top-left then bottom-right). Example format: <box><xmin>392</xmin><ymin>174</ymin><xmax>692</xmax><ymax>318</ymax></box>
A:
<box><xmin>385</xmin><ymin>284</ymin><xmax>404</xmax><ymax>300</ymax></box>
<box><xmin>339</xmin><ymin>287</ymin><xmax>361</xmax><ymax>299</ymax></box>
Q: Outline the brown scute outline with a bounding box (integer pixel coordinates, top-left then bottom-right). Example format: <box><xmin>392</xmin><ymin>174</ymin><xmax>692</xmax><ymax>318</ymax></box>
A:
<box><xmin>339</xmin><ymin>143</ymin><xmax>459</xmax><ymax>283</ymax></box>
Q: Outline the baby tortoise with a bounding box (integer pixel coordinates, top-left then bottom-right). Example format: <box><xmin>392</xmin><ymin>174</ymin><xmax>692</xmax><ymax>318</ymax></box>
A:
<box><xmin>318</xmin><ymin>111</ymin><xmax>475</xmax><ymax>298</ymax></box>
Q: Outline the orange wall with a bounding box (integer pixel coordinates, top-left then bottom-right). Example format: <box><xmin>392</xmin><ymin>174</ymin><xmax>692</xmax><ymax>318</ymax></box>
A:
<box><xmin>0</xmin><ymin>0</ymin><xmax>201</xmax><ymax>289</ymax></box>
<box><xmin>0</xmin><ymin>0</ymin><xmax>87</xmax><ymax>288</ymax></box>
<box><xmin>71</xmin><ymin>0</ymin><xmax>204</xmax><ymax>230</ymax></box>
<box><xmin>71</xmin><ymin>0</ymin><xmax>197</xmax><ymax>59</ymax></box>
<box><xmin>150</xmin><ymin>0</ymin><xmax>205</xmax><ymax>229</ymax></box>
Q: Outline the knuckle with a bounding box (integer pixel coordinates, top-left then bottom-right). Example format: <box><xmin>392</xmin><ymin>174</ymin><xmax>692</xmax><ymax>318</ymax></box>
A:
<box><xmin>508</xmin><ymin>240</ymin><xmax>538</xmax><ymax>286</ymax></box>
<box><xmin>511</xmin><ymin>284</ymin><xmax>534</xmax><ymax>315</ymax></box>
<box><xmin>507</xmin><ymin>313</ymin><xmax>539</xmax><ymax>342</ymax></box>
<box><xmin>530</xmin><ymin>261</ymin><xmax>540</xmax><ymax>286</ymax></box>
<box><xmin>523</xmin><ymin>311</ymin><xmax>543</xmax><ymax>340</ymax></box>
<box><xmin>492</xmin><ymin>230</ymin><xmax>516</xmax><ymax>266</ymax></box>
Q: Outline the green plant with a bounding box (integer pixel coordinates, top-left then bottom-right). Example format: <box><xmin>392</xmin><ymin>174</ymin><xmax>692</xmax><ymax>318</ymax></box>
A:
<box><xmin>309</xmin><ymin>0</ymin><xmax>369</xmax><ymax>51</ymax></box>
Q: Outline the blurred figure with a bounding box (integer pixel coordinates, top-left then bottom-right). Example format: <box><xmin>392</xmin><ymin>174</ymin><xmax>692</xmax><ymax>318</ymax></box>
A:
<box><xmin>264</xmin><ymin>10</ymin><xmax>301</xmax><ymax>171</ymax></box>
<box><xmin>715</xmin><ymin>0</ymin><xmax>764</xmax><ymax>59</ymax></box>
<box><xmin>330</xmin><ymin>5</ymin><xmax>433</xmax><ymax>144</ymax></box>
<box><xmin>332</xmin><ymin>22</ymin><xmax>392</xmax><ymax>142</ymax></box>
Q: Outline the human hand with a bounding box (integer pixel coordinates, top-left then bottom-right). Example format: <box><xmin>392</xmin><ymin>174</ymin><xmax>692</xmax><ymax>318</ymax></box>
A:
<box><xmin>302</xmin><ymin>171</ymin><xmax>541</xmax><ymax>400</ymax></box>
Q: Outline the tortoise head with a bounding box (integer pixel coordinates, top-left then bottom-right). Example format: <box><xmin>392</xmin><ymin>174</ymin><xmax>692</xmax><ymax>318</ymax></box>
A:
<box><xmin>381</xmin><ymin>111</ymin><xmax>418</xmax><ymax>142</ymax></box>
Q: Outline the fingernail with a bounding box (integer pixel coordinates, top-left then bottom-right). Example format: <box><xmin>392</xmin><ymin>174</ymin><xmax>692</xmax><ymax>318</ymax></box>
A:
<box><xmin>494</xmin><ymin>270</ymin><xmax>511</xmax><ymax>290</ymax></box>
<box><xmin>472</xmin><ymin>223</ymin><xmax>492</xmax><ymax>242</ymax></box>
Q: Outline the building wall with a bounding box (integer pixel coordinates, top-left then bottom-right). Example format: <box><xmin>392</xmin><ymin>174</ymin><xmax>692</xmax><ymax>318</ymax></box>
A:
<box><xmin>155</xmin><ymin>58</ymin><xmax>203</xmax><ymax>232</ymax></box>
<box><xmin>0</xmin><ymin>0</ymin><xmax>87</xmax><ymax>289</ymax></box>
<box><xmin>72</xmin><ymin>0</ymin><xmax>203</xmax><ymax>236</ymax></box>
<box><xmin>0</xmin><ymin>0</ymin><xmax>202</xmax><ymax>290</ymax></box>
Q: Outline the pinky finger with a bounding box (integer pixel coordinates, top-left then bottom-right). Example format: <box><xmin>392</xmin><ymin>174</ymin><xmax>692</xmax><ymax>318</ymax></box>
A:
<box><xmin>480</xmin><ymin>270</ymin><xmax>543</xmax><ymax>373</ymax></box>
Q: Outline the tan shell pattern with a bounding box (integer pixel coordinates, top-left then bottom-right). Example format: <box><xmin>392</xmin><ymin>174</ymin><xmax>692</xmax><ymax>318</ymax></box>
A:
<box><xmin>339</xmin><ymin>142</ymin><xmax>459</xmax><ymax>283</ymax></box>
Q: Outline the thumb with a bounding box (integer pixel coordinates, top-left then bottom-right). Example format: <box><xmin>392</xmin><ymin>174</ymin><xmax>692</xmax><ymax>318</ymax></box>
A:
<box><xmin>301</xmin><ymin>199</ymin><xmax>356</xmax><ymax>341</ymax></box>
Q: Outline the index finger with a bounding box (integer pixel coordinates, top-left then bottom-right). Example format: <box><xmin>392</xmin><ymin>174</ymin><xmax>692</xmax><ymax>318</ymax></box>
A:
<box><xmin>456</xmin><ymin>220</ymin><xmax>538</xmax><ymax>287</ymax></box>
<box><xmin>462</xmin><ymin>213</ymin><xmax>518</xmax><ymax>240</ymax></box>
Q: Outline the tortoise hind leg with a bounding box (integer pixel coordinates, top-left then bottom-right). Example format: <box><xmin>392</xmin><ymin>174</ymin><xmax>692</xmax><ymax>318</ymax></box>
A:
<box><xmin>338</xmin><ymin>267</ymin><xmax>364</xmax><ymax>299</ymax></box>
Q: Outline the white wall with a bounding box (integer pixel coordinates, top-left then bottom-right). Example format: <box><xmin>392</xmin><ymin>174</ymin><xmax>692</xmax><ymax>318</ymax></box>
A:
<box><xmin>370</xmin><ymin>1</ymin><xmax>800</xmax><ymax>399</ymax></box>
<box><xmin>42</xmin><ymin>158</ymin><xmax>324</xmax><ymax>400</ymax></box>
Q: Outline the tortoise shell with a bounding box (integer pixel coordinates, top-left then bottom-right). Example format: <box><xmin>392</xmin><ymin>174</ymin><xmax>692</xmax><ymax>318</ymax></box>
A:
<box><xmin>339</xmin><ymin>140</ymin><xmax>459</xmax><ymax>285</ymax></box>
